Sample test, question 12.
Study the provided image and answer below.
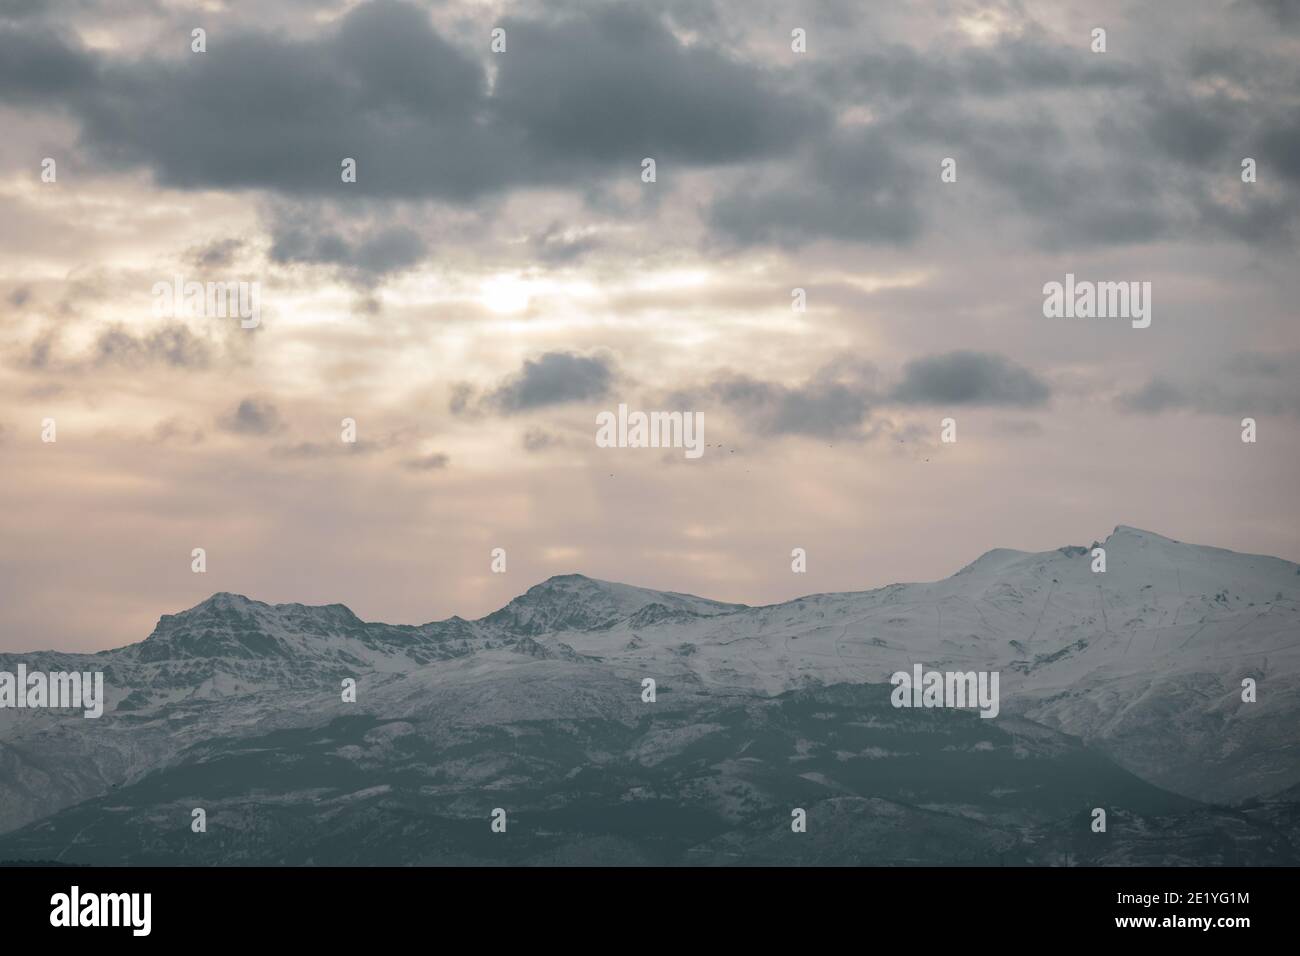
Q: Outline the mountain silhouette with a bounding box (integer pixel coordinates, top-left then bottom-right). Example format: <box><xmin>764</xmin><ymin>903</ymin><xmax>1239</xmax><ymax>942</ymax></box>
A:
<box><xmin>1</xmin><ymin>526</ymin><xmax>1296</xmax><ymax>864</ymax></box>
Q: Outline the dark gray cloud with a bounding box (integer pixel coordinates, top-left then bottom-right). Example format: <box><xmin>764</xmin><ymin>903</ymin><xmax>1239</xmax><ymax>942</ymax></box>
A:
<box><xmin>955</xmin><ymin>33</ymin><xmax>1138</xmax><ymax>95</ymax></box>
<box><xmin>448</xmin><ymin>382</ymin><xmax>476</xmax><ymax>416</ymax></box>
<box><xmin>485</xmin><ymin>351</ymin><xmax>616</xmax><ymax>413</ymax></box>
<box><xmin>822</xmin><ymin>30</ymin><xmax>1136</xmax><ymax>105</ymax></box>
<box><xmin>1224</xmin><ymin>352</ymin><xmax>1290</xmax><ymax>377</ymax></box>
<box><xmin>11</xmin><ymin>322</ymin><xmax>234</xmax><ymax>373</ymax></box>
<box><xmin>0</xmin><ymin>22</ymin><xmax>94</xmax><ymax>102</ymax></box>
<box><xmin>1259</xmin><ymin>111</ymin><xmax>1300</xmax><ymax>187</ymax></box>
<box><xmin>1117</xmin><ymin>352</ymin><xmax>1300</xmax><ymax>417</ymax></box>
<box><xmin>1079</xmin><ymin>49</ymin><xmax>1299</xmax><ymax>243</ymax></box>
<box><xmin>716</xmin><ymin>376</ymin><xmax>873</xmax><ymax>437</ymax></box>
<box><xmin>942</xmin><ymin>108</ymin><xmax>1178</xmax><ymax>247</ymax></box>
<box><xmin>191</xmin><ymin>239</ymin><xmax>244</xmax><ymax>269</ymax></box>
<box><xmin>891</xmin><ymin>351</ymin><xmax>1050</xmax><ymax>407</ymax></box>
<box><xmin>693</xmin><ymin>352</ymin><xmax>1052</xmax><ymax>437</ymax></box>
<box><xmin>93</xmin><ymin>323</ymin><xmax>212</xmax><ymax>369</ymax></box>
<box><xmin>493</xmin><ymin>5</ymin><xmax>824</xmax><ymax>167</ymax></box>
<box><xmin>0</xmin><ymin>1</ymin><xmax>819</xmax><ymax>202</ymax></box>
<box><xmin>1117</xmin><ymin>378</ymin><xmax>1189</xmax><ymax>415</ymax></box>
<box><xmin>0</xmin><ymin>0</ymin><xmax>161</xmax><ymax>22</ymax></box>
<box><xmin>21</xmin><ymin>331</ymin><xmax>55</xmax><ymax>369</ymax></box>
<box><xmin>710</xmin><ymin>127</ymin><xmax>922</xmax><ymax>248</ymax></box>
<box><xmin>218</xmin><ymin>397</ymin><xmax>282</xmax><ymax>435</ymax></box>
<box><xmin>1140</xmin><ymin>90</ymin><xmax>1242</xmax><ymax>172</ymax></box>
<box><xmin>709</xmin><ymin>362</ymin><xmax>878</xmax><ymax>438</ymax></box>
<box><xmin>1246</xmin><ymin>0</ymin><xmax>1300</xmax><ymax>31</ymax></box>
<box><xmin>66</xmin><ymin>1</ymin><xmax>496</xmax><ymax>199</ymax></box>
<box><xmin>708</xmin><ymin>26</ymin><xmax>1141</xmax><ymax>251</ymax></box>
<box><xmin>715</xmin><ymin>21</ymin><xmax>1298</xmax><ymax>251</ymax></box>
<box><xmin>270</xmin><ymin>426</ymin><xmax>413</xmax><ymax>459</ymax></box>
<box><xmin>269</xmin><ymin>222</ymin><xmax>427</xmax><ymax>282</ymax></box>
<box><xmin>1127</xmin><ymin>46</ymin><xmax>1300</xmax><ymax>215</ymax></box>
<box><xmin>522</xmin><ymin>427</ymin><xmax>560</xmax><ymax>453</ymax></box>
<box><xmin>2</xmin><ymin>1</ymin><xmax>1295</xmax><ymax>253</ymax></box>
<box><xmin>1187</xmin><ymin>179</ymin><xmax>1298</xmax><ymax>244</ymax></box>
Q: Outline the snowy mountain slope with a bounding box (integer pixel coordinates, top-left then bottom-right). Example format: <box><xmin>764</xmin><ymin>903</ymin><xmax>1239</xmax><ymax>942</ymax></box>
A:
<box><xmin>543</xmin><ymin>526</ymin><xmax>1300</xmax><ymax>801</ymax></box>
<box><xmin>7</xmin><ymin>682</ymin><xmax>1289</xmax><ymax>866</ymax></box>
<box><xmin>1</xmin><ymin>524</ymin><xmax>1296</xmax><ymax>855</ymax></box>
<box><xmin>483</xmin><ymin>573</ymin><xmax>744</xmax><ymax>635</ymax></box>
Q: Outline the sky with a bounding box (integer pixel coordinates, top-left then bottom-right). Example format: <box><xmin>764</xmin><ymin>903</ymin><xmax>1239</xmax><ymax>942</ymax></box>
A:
<box><xmin>1</xmin><ymin>0</ymin><xmax>1298</xmax><ymax>652</ymax></box>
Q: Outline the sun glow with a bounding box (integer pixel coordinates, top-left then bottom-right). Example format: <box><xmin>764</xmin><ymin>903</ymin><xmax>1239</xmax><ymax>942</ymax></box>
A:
<box><xmin>479</xmin><ymin>274</ymin><xmax>533</xmax><ymax>314</ymax></box>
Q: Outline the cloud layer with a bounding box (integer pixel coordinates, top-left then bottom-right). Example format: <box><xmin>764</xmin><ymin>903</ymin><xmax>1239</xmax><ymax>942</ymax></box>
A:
<box><xmin>0</xmin><ymin>0</ymin><xmax>1297</xmax><ymax>651</ymax></box>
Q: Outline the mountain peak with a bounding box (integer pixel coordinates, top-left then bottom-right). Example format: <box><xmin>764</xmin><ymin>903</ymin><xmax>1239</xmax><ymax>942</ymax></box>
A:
<box><xmin>949</xmin><ymin>526</ymin><xmax>1190</xmax><ymax>581</ymax></box>
<box><xmin>197</xmin><ymin>591</ymin><xmax>259</xmax><ymax>612</ymax></box>
<box><xmin>482</xmin><ymin>574</ymin><xmax>743</xmax><ymax>635</ymax></box>
<box><xmin>137</xmin><ymin>593</ymin><xmax>365</xmax><ymax>661</ymax></box>
<box><xmin>175</xmin><ymin>592</ymin><xmax>361</xmax><ymax>623</ymax></box>
<box><xmin>1110</xmin><ymin>524</ymin><xmax>1175</xmax><ymax>541</ymax></box>
<box><xmin>1104</xmin><ymin>525</ymin><xmax>1189</xmax><ymax>550</ymax></box>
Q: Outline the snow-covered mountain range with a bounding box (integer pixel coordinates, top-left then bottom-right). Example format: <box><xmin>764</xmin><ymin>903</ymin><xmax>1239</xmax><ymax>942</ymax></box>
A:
<box><xmin>1</xmin><ymin>525</ymin><xmax>1297</xmax><ymax>864</ymax></box>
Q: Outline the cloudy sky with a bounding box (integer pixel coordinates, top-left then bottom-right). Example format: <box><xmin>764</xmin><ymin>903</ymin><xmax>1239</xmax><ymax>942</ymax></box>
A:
<box><xmin>1</xmin><ymin>0</ymin><xmax>1298</xmax><ymax>652</ymax></box>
